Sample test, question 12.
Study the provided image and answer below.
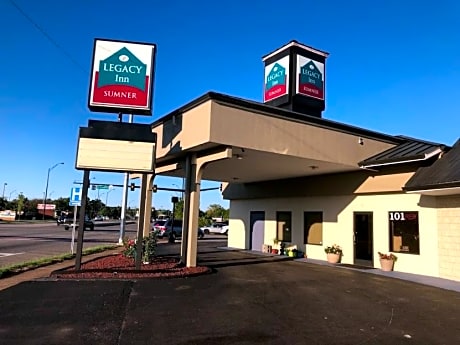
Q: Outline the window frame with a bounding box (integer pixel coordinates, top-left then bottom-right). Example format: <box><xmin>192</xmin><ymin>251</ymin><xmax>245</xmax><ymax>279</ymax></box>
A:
<box><xmin>304</xmin><ymin>211</ymin><xmax>323</xmax><ymax>245</ymax></box>
<box><xmin>388</xmin><ymin>211</ymin><xmax>420</xmax><ymax>255</ymax></box>
<box><xmin>276</xmin><ymin>211</ymin><xmax>292</xmax><ymax>243</ymax></box>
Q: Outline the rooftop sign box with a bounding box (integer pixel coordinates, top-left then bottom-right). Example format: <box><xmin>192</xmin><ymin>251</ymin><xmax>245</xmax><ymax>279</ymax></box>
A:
<box><xmin>264</xmin><ymin>56</ymin><xmax>289</xmax><ymax>102</ymax></box>
<box><xmin>76</xmin><ymin>120</ymin><xmax>157</xmax><ymax>173</ymax></box>
<box><xmin>88</xmin><ymin>38</ymin><xmax>156</xmax><ymax>115</ymax></box>
<box><xmin>262</xmin><ymin>40</ymin><xmax>328</xmax><ymax>118</ymax></box>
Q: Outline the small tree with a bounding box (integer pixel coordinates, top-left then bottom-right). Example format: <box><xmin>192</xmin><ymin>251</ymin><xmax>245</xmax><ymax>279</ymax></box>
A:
<box><xmin>17</xmin><ymin>193</ymin><xmax>25</xmax><ymax>220</ymax></box>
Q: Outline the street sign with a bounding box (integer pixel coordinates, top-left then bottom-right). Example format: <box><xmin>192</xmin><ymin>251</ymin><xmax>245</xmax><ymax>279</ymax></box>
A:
<box><xmin>69</xmin><ymin>187</ymin><xmax>82</xmax><ymax>206</ymax></box>
<box><xmin>97</xmin><ymin>185</ymin><xmax>109</xmax><ymax>190</ymax></box>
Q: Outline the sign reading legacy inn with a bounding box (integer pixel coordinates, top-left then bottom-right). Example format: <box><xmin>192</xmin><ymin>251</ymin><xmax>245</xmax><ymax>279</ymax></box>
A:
<box><xmin>88</xmin><ymin>39</ymin><xmax>156</xmax><ymax>115</ymax></box>
<box><xmin>264</xmin><ymin>55</ymin><xmax>289</xmax><ymax>102</ymax></box>
<box><xmin>296</xmin><ymin>55</ymin><xmax>324</xmax><ymax>100</ymax></box>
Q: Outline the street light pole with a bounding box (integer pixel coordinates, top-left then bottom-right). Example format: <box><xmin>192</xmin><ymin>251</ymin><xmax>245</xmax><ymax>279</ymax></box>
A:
<box><xmin>8</xmin><ymin>190</ymin><xmax>17</xmax><ymax>201</ymax></box>
<box><xmin>2</xmin><ymin>182</ymin><xmax>6</xmax><ymax>200</ymax></box>
<box><xmin>105</xmin><ymin>186</ymin><xmax>114</xmax><ymax>206</ymax></box>
<box><xmin>43</xmin><ymin>162</ymin><xmax>64</xmax><ymax>221</ymax></box>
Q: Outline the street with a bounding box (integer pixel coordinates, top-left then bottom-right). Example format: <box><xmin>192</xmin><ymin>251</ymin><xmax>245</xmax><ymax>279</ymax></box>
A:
<box><xmin>0</xmin><ymin>221</ymin><xmax>138</xmax><ymax>267</ymax></box>
<box><xmin>0</xmin><ymin>221</ymin><xmax>228</xmax><ymax>268</ymax></box>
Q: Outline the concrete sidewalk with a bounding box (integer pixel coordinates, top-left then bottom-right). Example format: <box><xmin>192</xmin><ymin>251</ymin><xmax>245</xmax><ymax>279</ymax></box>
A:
<box><xmin>240</xmin><ymin>248</ymin><xmax>460</xmax><ymax>293</ymax></box>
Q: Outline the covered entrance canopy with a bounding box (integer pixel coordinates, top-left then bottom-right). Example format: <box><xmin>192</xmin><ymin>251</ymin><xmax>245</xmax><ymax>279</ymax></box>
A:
<box><xmin>142</xmin><ymin>92</ymin><xmax>408</xmax><ymax>267</ymax></box>
<box><xmin>152</xmin><ymin>92</ymin><xmax>401</xmax><ymax>183</ymax></box>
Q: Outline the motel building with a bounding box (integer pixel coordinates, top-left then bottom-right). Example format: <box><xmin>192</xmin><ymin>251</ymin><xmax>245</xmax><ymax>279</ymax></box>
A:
<box><xmin>141</xmin><ymin>41</ymin><xmax>460</xmax><ymax>282</ymax></box>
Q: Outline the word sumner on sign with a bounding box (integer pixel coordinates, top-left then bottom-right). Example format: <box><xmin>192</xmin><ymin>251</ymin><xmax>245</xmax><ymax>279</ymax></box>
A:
<box><xmin>88</xmin><ymin>38</ymin><xmax>156</xmax><ymax>115</ymax></box>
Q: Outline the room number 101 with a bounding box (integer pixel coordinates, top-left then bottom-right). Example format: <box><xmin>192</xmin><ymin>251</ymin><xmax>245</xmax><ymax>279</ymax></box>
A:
<box><xmin>389</xmin><ymin>212</ymin><xmax>405</xmax><ymax>221</ymax></box>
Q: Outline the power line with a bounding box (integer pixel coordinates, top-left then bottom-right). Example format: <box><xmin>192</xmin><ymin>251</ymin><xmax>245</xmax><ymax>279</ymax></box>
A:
<box><xmin>9</xmin><ymin>0</ymin><xmax>88</xmax><ymax>75</ymax></box>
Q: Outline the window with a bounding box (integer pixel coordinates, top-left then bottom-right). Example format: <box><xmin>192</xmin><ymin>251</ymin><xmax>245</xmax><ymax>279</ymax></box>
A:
<box><xmin>304</xmin><ymin>211</ymin><xmax>323</xmax><ymax>245</ymax></box>
<box><xmin>276</xmin><ymin>211</ymin><xmax>292</xmax><ymax>242</ymax></box>
<box><xmin>389</xmin><ymin>211</ymin><xmax>419</xmax><ymax>254</ymax></box>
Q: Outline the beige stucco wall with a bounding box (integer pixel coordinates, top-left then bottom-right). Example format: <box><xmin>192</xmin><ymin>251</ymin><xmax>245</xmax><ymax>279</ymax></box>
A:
<box><xmin>154</xmin><ymin>101</ymin><xmax>213</xmax><ymax>159</ymax></box>
<box><xmin>228</xmin><ymin>193</ymin><xmax>442</xmax><ymax>279</ymax></box>
<box><xmin>436</xmin><ymin>195</ymin><xmax>460</xmax><ymax>281</ymax></box>
<box><xmin>209</xmin><ymin>101</ymin><xmax>395</xmax><ymax>165</ymax></box>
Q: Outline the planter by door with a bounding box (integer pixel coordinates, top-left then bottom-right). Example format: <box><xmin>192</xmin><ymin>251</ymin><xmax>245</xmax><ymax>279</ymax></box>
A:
<box><xmin>379</xmin><ymin>259</ymin><xmax>394</xmax><ymax>271</ymax></box>
<box><xmin>327</xmin><ymin>253</ymin><xmax>341</xmax><ymax>264</ymax></box>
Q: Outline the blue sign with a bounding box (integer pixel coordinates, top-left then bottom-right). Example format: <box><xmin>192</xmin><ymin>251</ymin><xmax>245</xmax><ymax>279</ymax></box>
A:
<box><xmin>69</xmin><ymin>187</ymin><xmax>82</xmax><ymax>206</ymax></box>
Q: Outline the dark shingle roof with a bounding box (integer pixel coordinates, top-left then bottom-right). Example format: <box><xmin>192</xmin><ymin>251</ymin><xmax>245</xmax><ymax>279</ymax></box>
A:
<box><xmin>404</xmin><ymin>139</ymin><xmax>460</xmax><ymax>191</ymax></box>
<box><xmin>359</xmin><ymin>136</ymin><xmax>445</xmax><ymax>168</ymax></box>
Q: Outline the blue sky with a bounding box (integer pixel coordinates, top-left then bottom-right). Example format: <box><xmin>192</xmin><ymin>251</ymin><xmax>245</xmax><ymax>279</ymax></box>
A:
<box><xmin>1</xmin><ymin>0</ymin><xmax>459</xmax><ymax>211</ymax></box>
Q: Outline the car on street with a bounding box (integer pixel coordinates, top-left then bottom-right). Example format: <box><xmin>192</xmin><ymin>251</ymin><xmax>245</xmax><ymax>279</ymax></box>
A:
<box><xmin>63</xmin><ymin>215</ymin><xmax>95</xmax><ymax>231</ymax></box>
<box><xmin>57</xmin><ymin>213</ymin><xmax>73</xmax><ymax>226</ymax></box>
<box><xmin>151</xmin><ymin>220</ymin><xmax>167</xmax><ymax>232</ymax></box>
<box><xmin>201</xmin><ymin>221</ymin><xmax>229</xmax><ymax>235</ymax></box>
<box><xmin>154</xmin><ymin>219</ymin><xmax>204</xmax><ymax>239</ymax></box>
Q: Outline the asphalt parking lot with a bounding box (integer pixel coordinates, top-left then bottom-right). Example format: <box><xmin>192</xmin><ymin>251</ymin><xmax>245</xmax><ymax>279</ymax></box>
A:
<box><xmin>0</xmin><ymin>240</ymin><xmax>459</xmax><ymax>345</ymax></box>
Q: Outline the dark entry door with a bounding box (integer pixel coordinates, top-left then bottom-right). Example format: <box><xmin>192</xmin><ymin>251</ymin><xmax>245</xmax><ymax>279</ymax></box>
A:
<box><xmin>250</xmin><ymin>211</ymin><xmax>265</xmax><ymax>251</ymax></box>
<box><xmin>354</xmin><ymin>212</ymin><xmax>373</xmax><ymax>262</ymax></box>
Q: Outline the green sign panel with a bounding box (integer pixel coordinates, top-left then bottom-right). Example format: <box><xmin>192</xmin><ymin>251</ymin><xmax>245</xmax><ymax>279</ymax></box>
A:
<box><xmin>97</xmin><ymin>185</ymin><xmax>109</xmax><ymax>190</ymax></box>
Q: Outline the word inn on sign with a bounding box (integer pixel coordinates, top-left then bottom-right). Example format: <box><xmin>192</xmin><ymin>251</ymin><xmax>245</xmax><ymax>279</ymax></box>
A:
<box><xmin>101</xmin><ymin>63</ymin><xmax>144</xmax><ymax>83</ymax></box>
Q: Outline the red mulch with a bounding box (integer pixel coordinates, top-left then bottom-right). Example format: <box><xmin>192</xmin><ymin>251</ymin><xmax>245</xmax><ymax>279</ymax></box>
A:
<box><xmin>51</xmin><ymin>254</ymin><xmax>211</xmax><ymax>280</ymax></box>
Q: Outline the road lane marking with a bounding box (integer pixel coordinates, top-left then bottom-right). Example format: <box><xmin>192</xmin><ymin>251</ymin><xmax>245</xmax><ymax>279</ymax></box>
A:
<box><xmin>0</xmin><ymin>252</ymin><xmax>25</xmax><ymax>257</ymax></box>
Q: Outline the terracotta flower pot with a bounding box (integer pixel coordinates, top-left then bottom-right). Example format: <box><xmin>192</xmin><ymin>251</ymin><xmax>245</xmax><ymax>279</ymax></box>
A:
<box><xmin>327</xmin><ymin>253</ymin><xmax>341</xmax><ymax>264</ymax></box>
<box><xmin>379</xmin><ymin>258</ymin><xmax>394</xmax><ymax>271</ymax></box>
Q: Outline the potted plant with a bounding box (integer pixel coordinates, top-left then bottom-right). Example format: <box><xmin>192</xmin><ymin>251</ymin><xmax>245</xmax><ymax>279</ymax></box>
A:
<box><xmin>324</xmin><ymin>244</ymin><xmax>342</xmax><ymax>263</ymax></box>
<box><xmin>378</xmin><ymin>252</ymin><xmax>397</xmax><ymax>271</ymax></box>
<box><xmin>271</xmin><ymin>238</ymin><xmax>280</xmax><ymax>254</ymax></box>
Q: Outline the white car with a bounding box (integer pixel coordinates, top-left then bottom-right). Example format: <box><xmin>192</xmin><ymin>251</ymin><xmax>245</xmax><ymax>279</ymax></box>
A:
<box><xmin>201</xmin><ymin>222</ymin><xmax>229</xmax><ymax>235</ymax></box>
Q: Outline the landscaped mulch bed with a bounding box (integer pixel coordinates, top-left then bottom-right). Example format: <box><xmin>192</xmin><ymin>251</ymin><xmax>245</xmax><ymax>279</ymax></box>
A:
<box><xmin>51</xmin><ymin>254</ymin><xmax>211</xmax><ymax>279</ymax></box>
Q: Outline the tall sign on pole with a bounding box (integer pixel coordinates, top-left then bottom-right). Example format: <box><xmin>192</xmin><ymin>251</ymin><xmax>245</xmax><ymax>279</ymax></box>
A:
<box><xmin>84</xmin><ymin>38</ymin><xmax>157</xmax><ymax>268</ymax></box>
<box><xmin>86</xmin><ymin>38</ymin><xmax>157</xmax><ymax>249</ymax></box>
<box><xmin>88</xmin><ymin>38</ymin><xmax>156</xmax><ymax>116</ymax></box>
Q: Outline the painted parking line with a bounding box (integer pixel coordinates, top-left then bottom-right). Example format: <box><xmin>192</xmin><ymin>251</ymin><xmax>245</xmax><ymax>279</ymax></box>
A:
<box><xmin>0</xmin><ymin>252</ymin><xmax>25</xmax><ymax>257</ymax></box>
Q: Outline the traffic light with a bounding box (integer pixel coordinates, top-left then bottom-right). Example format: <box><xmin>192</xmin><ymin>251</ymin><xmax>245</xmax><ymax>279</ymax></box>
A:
<box><xmin>152</xmin><ymin>184</ymin><xmax>157</xmax><ymax>193</ymax></box>
<box><xmin>219</xmin><ymin>183</ymin><xmax>222</xmax><ymax>192</ymax></box>
<box><xmin>130</xmin><ymin>183</ymin><xmax>135</xmax><ymax>191</ymax></box>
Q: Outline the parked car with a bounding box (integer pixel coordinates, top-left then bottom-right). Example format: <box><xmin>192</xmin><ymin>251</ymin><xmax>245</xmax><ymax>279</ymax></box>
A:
<box><xmin>201</xmin><ymin>221</ymin><xmax>229</xmax><ymax>235</ymax></box>
<box><xmin>152</xmin><ymin>220</ymin><xmax>167</xmax><ymax>232</ymax></box>
<box><xmin>63</xmin><ymin>215</ymin><xmax>95</xmax><ymax>231</ymax></box>
<box><xmin>154</xmin><ymin>219</ymin><xmax>204</xmax><ymax>239</ymax></box>
<box><xmin>93</xmin><ymin>215</ymin><xmax>104</xmax><ymax>221</ymax></box>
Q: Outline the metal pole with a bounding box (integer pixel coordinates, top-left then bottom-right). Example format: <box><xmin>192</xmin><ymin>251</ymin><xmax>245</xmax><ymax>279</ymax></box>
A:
<box><xmin>135</xmin><ymin>174</ymin><xmax>148</xmax><ymax>269</ymax></box>
<box><xmin>43</xmin><ymin>162</ymin><xmax>63</xmax><ymax>220</ymax></box>
<box><xmin>43</xmin><ymin>168</ymin><xmax>50</xmax><ymax>221</ymax></box>
<box><xmin>70</xmin><ymin>205</ymin><xmax>78</xmax><ymax>254</ymax></box>
<box><xmin>181</xmin><ymin>156</ymin><xmax>192</xmax><ymax>264</ymax></box>
<box><xmin>2</xmin><ymin>183</ymin><xmax>6</xmax><ymax>200</ymax></box>
<box><xmin>119</xmin><ymin>114</ymin><xmax>134</xmax><ymax>244</ymax></box>
<box><xmin>75</xmin><ymin>170</ymin><xmax>90</xmax><ymax>270</ymax></box>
